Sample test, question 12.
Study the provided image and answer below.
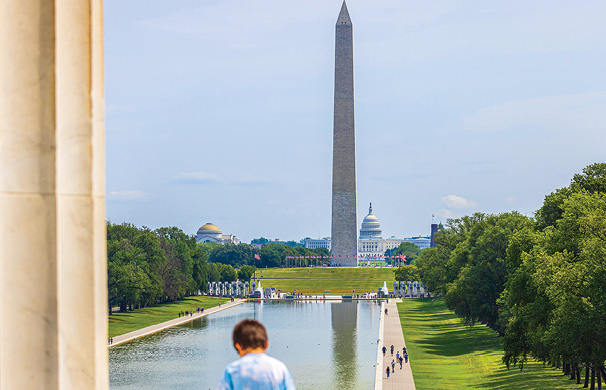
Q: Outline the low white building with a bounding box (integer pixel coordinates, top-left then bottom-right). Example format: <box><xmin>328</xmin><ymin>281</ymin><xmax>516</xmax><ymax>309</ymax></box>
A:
<box><xmin>196</xmin><ymin>223</ymin><xmax>240</xmax><ymax>245</ymax></box>
<box><xmin>401</xmin><ymin>236</ymin><xmax>431</xmax><ymax>250</ymax></box>
<box><xmin>303</xmin><ymin>237</ymin><xmax>331</xmax><ymax>250</ymax></box>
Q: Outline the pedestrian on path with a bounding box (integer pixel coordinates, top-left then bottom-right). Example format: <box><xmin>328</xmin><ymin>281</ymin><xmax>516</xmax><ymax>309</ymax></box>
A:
<box><xmin>399</xmin><ymin>356</ymin><xmax>403</xmax><ymax>369</ymax></box>
<box><xmin>396</xmin><ymin>351</ymin><xmax>400</xmax><ymax>361</ymax></box>
<box><xmin>403</xmin><ymin>346</ymin><xmax>407</xmax><ymax>354</ymax></box>
<box><xmin>382</xmin><ymin>346</ymin><xmax>386</xmax><ymax>356</ymax></box>
<box><xmin>404</xmin><ymin>352</ymin><xmax>409</xmax><ymax>363</ymax></box>
<box><xmin>386</xmin><ymin>366</ymin><xmax>390</xmax><ymax>379</ymax></box>
<box><xmin>390</xmin><ymin>345</ymin><xmax>394</xmax><ymax>355</ymax></box>
<box><xmin>385</xmin><ymin>308</ymin><xmax>388</xmax><ymax>315</ymax></box>
<box><xmin>391</xmin><ymin>359</ymin><xmax>395</xmax><ymax>373</ymax></box>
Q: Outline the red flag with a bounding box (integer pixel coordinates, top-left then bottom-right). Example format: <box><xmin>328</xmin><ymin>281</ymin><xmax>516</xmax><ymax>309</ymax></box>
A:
<box><xmin>254</xmin><ymin>253</ymin><xmax>260</xmax><ymax>261</ymax></box>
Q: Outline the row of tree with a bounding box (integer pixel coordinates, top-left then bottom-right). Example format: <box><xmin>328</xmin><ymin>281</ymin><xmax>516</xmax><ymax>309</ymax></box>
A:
<box><xmin>202</xmin><ymin>242</ymin><xmax>330</xmax><ymax>268</ymax></box>
<box><xmin>416</xmin><ymin>163</ymin><xmax>606</xmax><ymax>387</ymax></box>
<box><xmin>385</xmin><ymin>242</ymin><xmax>422</xmax><ymax>265</ymax></box>
<box><xmin>108</xmin><ymin>224</ymin><xmax>329</xmax><ymax>312</ymax></box>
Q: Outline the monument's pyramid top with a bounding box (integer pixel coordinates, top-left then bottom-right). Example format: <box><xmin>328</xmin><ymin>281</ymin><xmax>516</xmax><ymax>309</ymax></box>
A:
<box><xmin>336</xmin><ymin>1</ymin><xmax>352</xmax><ymax>26</ymax></box>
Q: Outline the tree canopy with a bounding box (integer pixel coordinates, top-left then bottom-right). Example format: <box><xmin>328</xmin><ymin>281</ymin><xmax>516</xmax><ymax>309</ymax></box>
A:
<box><xmin>416</xmin><ymin>163</ymin><xmax>606</xmax><ymax>385</ymax></box>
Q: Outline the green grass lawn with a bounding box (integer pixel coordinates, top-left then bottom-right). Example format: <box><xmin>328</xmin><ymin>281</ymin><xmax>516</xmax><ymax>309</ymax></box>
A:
<box><xmin>398</xmin><ymin>299</ymin><xmax>580</xmax><ymax>390</ymax></box>
<box><xmin>257</xmin><ymin>267</ymin><xmax>395</xmax><ymax>278</ymax></box>
<box><xmin>108</xmin><ymin>296</ymin><xmax>229</xmax><ymax>338</ymax></box>
<box><xmin>360</xmin><ymin>260</ymin><xmax>389</xmax><ymax>266</ymax></box>
<box><xmin>254</xmin><ymin>267</ymin><xmax>395</xmax><ymax>293</ymax></box>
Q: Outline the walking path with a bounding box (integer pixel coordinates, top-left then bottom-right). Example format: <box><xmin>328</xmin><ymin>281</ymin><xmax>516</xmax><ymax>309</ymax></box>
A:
<box><xmin>377</xmin><ymin>299</ymin><xmax>415</xmax><ymax>390</ymax></box>
<box><xmin>109</xmin><ymin>299</ymin><xmax>246</xmax><ymax>347</ymax></box>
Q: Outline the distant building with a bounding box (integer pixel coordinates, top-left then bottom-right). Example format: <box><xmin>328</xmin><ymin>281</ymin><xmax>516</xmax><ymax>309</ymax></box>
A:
<box><xmin>358</xmin><ymin>204</ymin><xmax>431</xmax><ymax>258</ymax></box>
<box><xmin>430</xmin><ymin>223</ymin><xmax>439</xmax><ymax>248</ymax></box>
<box><xmin>196</xmin><ymin>223</ymin><xmax>240</xmax><ymax>245</ymax></box>
<box><xmin>358</xmin><ymin>204</ymin><xmax>403</xmax><ymax>258</ymax></box>
<box><xmin>304</xmin><ymin>237</ymin><xmax>331</xmax><ymax>250</ymax></box>
<box><xmin>401</xmin><ymin>236</ymin><xmax>431</xmax><ymax>250</ymax></box>
<box><xmin>303</xmin><ymin>204</ymin><xmax>431</xmax><ymax>258</ymax></box>
<box><xmin>359</xmin><ymin>203</ymin><xmax>382</xmax><ymax>239</ymax></box>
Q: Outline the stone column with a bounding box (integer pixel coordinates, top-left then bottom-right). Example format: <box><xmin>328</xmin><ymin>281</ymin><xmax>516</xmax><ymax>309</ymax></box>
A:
<box><xmin>1</xmin><ymin>1</ymin><xmax>107</xmax><ymax>389</ymax></box>
<box><xmin>0</xmin><ymin>1</ymin><xmax>59</xmax><ymax>388</ymax></box>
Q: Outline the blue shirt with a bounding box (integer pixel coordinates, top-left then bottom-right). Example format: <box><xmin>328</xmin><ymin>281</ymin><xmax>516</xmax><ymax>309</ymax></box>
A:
<box><xmin>217</xmin><ymin>353</ymin><xmax>296</xmax><ymax>390</ymax></box>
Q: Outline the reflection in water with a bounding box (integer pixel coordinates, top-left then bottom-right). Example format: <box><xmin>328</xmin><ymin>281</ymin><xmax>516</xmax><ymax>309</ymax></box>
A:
<box><xmin>331</xmin><ymin>301</ymin><xmax>358</xmax><ymax>389</ymax></box>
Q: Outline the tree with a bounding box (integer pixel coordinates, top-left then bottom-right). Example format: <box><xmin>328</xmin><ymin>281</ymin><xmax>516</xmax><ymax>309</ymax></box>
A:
<box><xmin>216</xmin><ymin>263</ymin><xmax>237</xmax><ymax>282</ymax></box>
<box><xmin>445</xmin><ymin>212</ymin><xmax>532</xmax><ymax>333</ymax></box>
<box><xmin>208</xmin><ymin>243</ymin><xmax>254</xmax><ymax>267</ymax></box>
<box><xmin>238</xmin><ymin>265</ymin><xmax>256</xmax><ymax>282</ymax></box>
<box><xmin>385</xmin><ymin>242</ymin><xmax>421</xmax><ymax>264</ymax></box>
<box><xmin>502</xmin><ymin>168</ymin><xmax>606</xmax><ymax>381</ymax></box>
<box><xmin>394</xmin><ymin>264</ymin><xmax>420</xmax><ymax>282</ymax></box>
<box><xmin>250</xmin><ymin>237</ymin><xmax>270</xmax><ymax>245</ymax></box>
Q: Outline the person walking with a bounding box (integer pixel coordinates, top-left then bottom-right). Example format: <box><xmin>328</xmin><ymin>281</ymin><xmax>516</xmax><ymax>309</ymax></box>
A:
<box><xmin>382</xmin><ymin>346</ymin><xmax>386</xmax><ymax>356</ymax></box>
<box><xmin>404</xmin><ymin>352</ymin><xmax>409</xmax><ymax>363</ymax></box>
<box><xmin>390</xmin><ymin>345</ymin><xmax>394</xmax><ymax>355</ymax></box>
<box><xmin>399</xmin><ymin>356</ymin><xmax>403</xmax><ymax>369</ymax></box>
<box><xmin>391</xmin><ymin>359</ymin><xmax>395</xmax><ymax>373</ymax></box>
<box><xmin>396</xmin><ymin>351</ymin><xmax>400</xmax><ymax>361</ymax></box>
<box><xmin>386</xmin><ymin>366</ymin><xmax>390</xmax><ymax>379</ymax></box>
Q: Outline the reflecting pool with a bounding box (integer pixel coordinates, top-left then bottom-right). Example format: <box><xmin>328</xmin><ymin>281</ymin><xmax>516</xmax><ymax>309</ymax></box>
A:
<box><xmin>109</xmin><ymin>300</ymin><xmax>380</xmax><ymax>390</ymax></box>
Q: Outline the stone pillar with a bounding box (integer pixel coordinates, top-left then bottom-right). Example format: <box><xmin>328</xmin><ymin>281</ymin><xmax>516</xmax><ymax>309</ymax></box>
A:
<box><xmin>1</xmin><ymin>1</ymin><xmax>107</xmax><ymax>389</ymax></box>
<box><xmin>0</xmin><ymin>1</ymin><xmax>59</xmax><ymax>388</ymax></box>
<box><xmin>331</xmin><ymin>1</ymin><xmax>358</xmax><ymax>266</ymax></box>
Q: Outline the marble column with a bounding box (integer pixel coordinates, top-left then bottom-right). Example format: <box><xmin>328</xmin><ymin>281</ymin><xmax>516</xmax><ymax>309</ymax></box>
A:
<box><xmin>0</xmin><ymin>1</ymin><xmax>107</xmax><ymax>389</ymax></box>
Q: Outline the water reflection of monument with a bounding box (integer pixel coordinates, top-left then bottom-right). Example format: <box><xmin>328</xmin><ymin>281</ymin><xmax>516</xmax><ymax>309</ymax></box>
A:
<box><xmin>331</xmin><ymin>302</ymin><xmax>358</xmax><ymax>388</ymax></box>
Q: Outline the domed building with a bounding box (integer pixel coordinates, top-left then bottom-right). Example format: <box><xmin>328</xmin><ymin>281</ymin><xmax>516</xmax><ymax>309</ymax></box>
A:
<box><xmin>358</xmin><ymin>203</ymin><xmax>404</xmax><ymax>259</ymax></box>
<box><xmin>359</xmin><ymin>203</ymin><xmax>382</xmax><ymax>239</ymax></box>
<box><xmin>303</xmin><ymin>203</ymin><xmax>432</xmax><ymax>261</ymax></box>
<box><xmin>196</xmin><ymin>223</ymin><xmax>240</xmax><ymax>245</ymax></box>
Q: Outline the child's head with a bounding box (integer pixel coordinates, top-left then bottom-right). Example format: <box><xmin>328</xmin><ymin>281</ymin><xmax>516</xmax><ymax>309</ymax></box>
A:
<box><xmin>232</xmin><ymin>319</ymin><xmax>268</xmax><ymax>355</ymax></box>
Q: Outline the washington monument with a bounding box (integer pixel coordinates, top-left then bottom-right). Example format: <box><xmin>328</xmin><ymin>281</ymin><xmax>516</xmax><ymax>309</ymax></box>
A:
<box><xmin>331</xmin><ymin>1</ymin><xmax>358</xmax><ymax>267</ymax></box>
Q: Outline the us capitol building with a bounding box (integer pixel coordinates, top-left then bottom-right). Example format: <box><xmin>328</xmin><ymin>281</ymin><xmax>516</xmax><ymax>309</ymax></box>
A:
<box><xmin>304</xmin><ymin>203</ymin><xmax>431</xmax><ymax>258</ymax></box>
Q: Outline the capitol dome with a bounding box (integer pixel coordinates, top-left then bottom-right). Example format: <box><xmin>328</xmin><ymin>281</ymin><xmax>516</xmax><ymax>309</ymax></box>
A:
<box><xmin>359</xmin><ymin>203</ymin><xmax>382</xmax><ymax>239</ymax></box>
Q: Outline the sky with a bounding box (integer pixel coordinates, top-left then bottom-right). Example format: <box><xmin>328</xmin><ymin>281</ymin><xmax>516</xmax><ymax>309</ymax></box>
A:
<box><xmin>105</xmin><ymin>0</ymin><xmax>606</xmax><ymax>243</ymax></box>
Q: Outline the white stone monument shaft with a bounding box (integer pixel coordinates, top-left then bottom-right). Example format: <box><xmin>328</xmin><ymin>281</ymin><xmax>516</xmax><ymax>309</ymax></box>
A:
<box><xmin>331</xmin><ymin>1</ymin><xmax>358</xmax><ymax>267</ymax></box>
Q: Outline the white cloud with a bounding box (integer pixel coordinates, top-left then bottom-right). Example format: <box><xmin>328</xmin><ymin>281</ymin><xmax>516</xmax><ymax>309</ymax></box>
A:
<box><xmin>436</xmin><ymin>208</ymin><xmax>454</xmax><ymax>219</ymax></box>
<box><xmin>108</xmin><ymin>190</ymin><xmax>147</xmax><ymax>201</ymax></box>
<box><xmin>442</xmin><ymin>194</ymin><xmax>477</xmax><ymax>209</ymax></box>
<box><xmin>174</xmin><ymin>171</ymin><xmax>220</xmax><ymax>184</ymax></box>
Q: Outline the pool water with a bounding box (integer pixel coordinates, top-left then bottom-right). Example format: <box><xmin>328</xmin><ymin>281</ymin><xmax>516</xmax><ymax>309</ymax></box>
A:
<box><xmin>109</xmin><ymin>300</ymin><xmax>381</xmax><ymax>390</ymax></box>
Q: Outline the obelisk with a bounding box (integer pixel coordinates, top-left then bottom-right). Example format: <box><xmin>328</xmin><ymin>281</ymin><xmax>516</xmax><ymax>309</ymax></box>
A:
<box><xmin>331</xmin><ymin>1</ymin><xmax>358</xmax><ymax>267</ymax></box>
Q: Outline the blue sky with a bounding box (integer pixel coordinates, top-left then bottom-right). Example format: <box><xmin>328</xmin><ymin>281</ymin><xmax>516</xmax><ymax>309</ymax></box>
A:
<box><xmin>105</xmin><ymin>0</ymin><xmax>606</xmax><ymax>243</ymax></box>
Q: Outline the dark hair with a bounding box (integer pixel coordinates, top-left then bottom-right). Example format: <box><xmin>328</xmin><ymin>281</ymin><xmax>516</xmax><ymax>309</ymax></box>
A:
<box><xmin>233</xmin><ymin>319</ymin><xmax>268</xmax><ymax>350</ymax></box>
